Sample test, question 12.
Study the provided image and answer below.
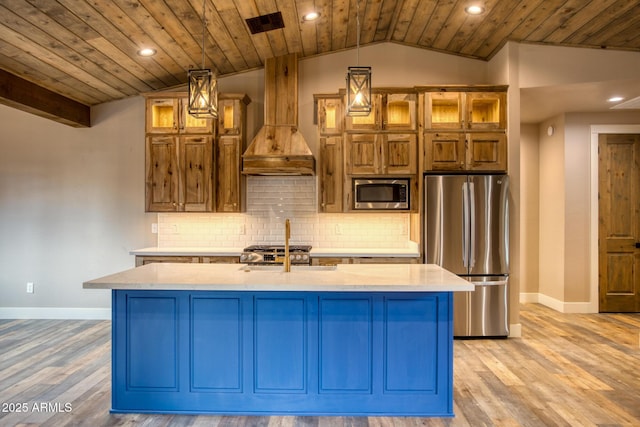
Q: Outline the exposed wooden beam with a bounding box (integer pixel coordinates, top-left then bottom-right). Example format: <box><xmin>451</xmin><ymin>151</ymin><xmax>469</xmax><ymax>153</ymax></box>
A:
<box><xmin>0</xmin><ymin>69</ymin><xmax>90</xmax><ymax>128</ymax></box>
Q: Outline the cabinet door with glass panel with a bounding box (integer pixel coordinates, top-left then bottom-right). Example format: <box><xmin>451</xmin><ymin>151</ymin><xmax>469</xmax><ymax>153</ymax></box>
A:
<box><xmin>146</xmin><ymin>94</ymin><xmax>213</xmax><ymax>134</ymax></box>
<box><xmin>383</xmin><ymin>93</ymin><xmax>417</xmax><ymax>131</ymax></box>
<box><xmin>424</xmin><ymin>88</ymin><xmax>507</xmax><ymax>130</ymax></box>
<box><xmin>217</xmin><ymin>94</ymin><xmax>250</xmax><ymax>136</ymax></box>
<box><xmin>316</xmin><ymin>96</ymin><xmax>343</xmax><ymax>135</ymax></box>
<box><xmin>345</xmin><ymin>92</ymin><xmax>416</xmax><ymax>131</ymax></box>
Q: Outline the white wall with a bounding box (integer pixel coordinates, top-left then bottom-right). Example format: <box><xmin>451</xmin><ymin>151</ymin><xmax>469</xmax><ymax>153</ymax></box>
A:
<box><xmin>538</xmin><ymin>114</ymin><xmax>566</xmax><ymax>302</ymax></box>
<box><xmin>519</xmin><ymin>124</ymin><xmax>539</xmax><ymax>296</ymax></box>
<box><xmin>518</xmin><ymin>44</ymin><xmax>640</xmax><ymax>88</ymax></box>
<box><xmin>0</xmin><ymin>97</ymin><xmax>156</xmax><ymax>317</ymax></box>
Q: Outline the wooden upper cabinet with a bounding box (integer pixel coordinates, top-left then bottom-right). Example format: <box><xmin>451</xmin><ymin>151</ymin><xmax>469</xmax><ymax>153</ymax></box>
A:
<box><xmin>145</xmin><ymin>92</ymin><xmax>214</xmax><ymax>212</ymax></box>
<box><xmin>424</xmin><ymin>89</ymin><xmax>507</xmax><ymax>130</ymax></box>
<box><xmin>318</xmin><ymin>135</ymin><xmax>343</xmax><ymax>212</ymax></box>
<box><xmin>385</xmin><ymin>133</ymin><xmax>417</xmax><ymax>175</ymax></box>
<box><xmin>146</xmin><ymin>135</ymin><xmax>179</xmax><ymax>211</ymax></box>
<box><xmin>215</xmin><ymin>94</ymin><xmax>250</xmax><ymax>213</ymax></box>
<box><xmin>345</xmin><ymin>133</ymin><xmax>380</xmax><ymax>174</ymax></box>
<box><xmin>180</xmin><ymin>135</ymin><xmax>213</xmax><ymax>211</ymax></box>
<box><xmin>345</xmin><ymin>92</ymin><xmax>416</xmax><ymax>131</ymax></box>
<box><xmin>466</xmin><ymin>132</ymin><xmax>507</xmax><ymax>171</ymax></box>
<box><xmin>145</xmin><ymin>135</ymin><xmax>213</xmax><ymax>212</ymax></box>
<box><xmin>345</xmin><ymin>133</ymin><xmax>416</xmax><ymax>175</ymax></box>
<box><xmin>144</xmin><ymin>91</ymin><xmax>249</xmax><ymax>213</ymax></box>
<box><xmin>217</xmin><ymin>94</ymin><xmax>250</xmax><ymax>136</ymax></box>
<box><xmin>146</xmin><ymin>95</ymin><xmax>213</xmax><ymax>134</ymax></box>
<box><xmin>424</xmin><ymin>132</ymin><xmax>506</xmax><ymax>172</ymax></box>
<box><xmin>424</xmin><ymin>132</ymin><xmax>466</xmax><ymax>171</ymax></box>
<box><xmin>316</xmin><ymin>96</ymin><xmax>343</xmax><ymax>135</ymax></box>
<box><xmin>384</xmin><ymin>93</ymin><xmax>417</xmax><ymax>130</ymax></box>
<box><xmin>215</xmin><ymin>136</ymin><xmax>242</xmax><ymax>212</ymax></box>
<box><xmin>423</xmin><ymin>86</ymin><xmax>508</xmax><ymax>172</ymax></box>
<box><xmin>425</xmin><ymin>92</ymin><xmax>463</xmax><ymax>129</ymax></box>
<box><xmin>466</xmin><ymin>92</ymin><xmax>506</xmax><ymax>130</ymax></box>
<box><xmin>345</xmin><ymin>93</ymin><xmax>382</xmax><ymax>131</ymax></box>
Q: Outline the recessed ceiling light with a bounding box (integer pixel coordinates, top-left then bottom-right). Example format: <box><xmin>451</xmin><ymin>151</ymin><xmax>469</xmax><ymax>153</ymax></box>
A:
<box><xmin>302</xmin><ymin>11</ymin><xmax>320</xmax><ymax>22</ymax></box>
<box><xmin>465</xmin><ymin>5</ymin><xmax>485</xmax><ymax>15</ymax></box>
<box><xmin>608</xmin><ymin>96</ymin><xmax>624</xmax><ymax>102</ymax></box>
<box><xmin>137</xmin><ymin>48</ymin><xmax>157</xmax><ymax>57</ymax></box>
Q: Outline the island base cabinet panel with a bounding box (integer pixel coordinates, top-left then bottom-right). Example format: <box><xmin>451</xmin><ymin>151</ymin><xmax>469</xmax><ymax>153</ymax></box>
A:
<box><xmin>111</xmin><ymin>290</ymin><xmax>454</xmax><ymax>416</ymax></box>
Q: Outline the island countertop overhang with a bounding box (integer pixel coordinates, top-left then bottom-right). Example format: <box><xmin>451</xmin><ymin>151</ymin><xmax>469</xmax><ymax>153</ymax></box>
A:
<box><xmin>83</xmin><ymin>263</ymin><xmax>473</xmax><ymax>292</ymax></box>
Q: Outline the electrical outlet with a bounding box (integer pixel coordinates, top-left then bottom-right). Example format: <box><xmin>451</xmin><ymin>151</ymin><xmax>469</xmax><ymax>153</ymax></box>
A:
<box><xmin>238</xmin><ymin>224</ymin><xmax>246</xmax><ymax>235</ymax></box>
<box><xmin>26</xmin><ymin>282</ymin><xmax>34</xmax><ymax>293</ymax></box>
<box><xmin>335</xmin><ymin>224</ymin><xmax>343</xmax><ymax>235</ymax></box>
<box><xmin>151</xmin><ymin>223</ymin><xmax>158</xmax><ymax>234</ymax></box>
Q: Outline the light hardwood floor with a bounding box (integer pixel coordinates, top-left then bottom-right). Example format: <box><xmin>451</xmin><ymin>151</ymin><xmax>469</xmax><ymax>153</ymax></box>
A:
<box><xmin>1</xmin><ymin>304</ymin><xmax>639</xmax><ymax>427</ymax></box>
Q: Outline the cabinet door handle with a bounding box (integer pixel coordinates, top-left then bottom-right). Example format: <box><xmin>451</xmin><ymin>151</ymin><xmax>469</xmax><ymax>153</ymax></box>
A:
<box><xmin>636</xmin><ymin>242</ymin><xmax>640</xmax><ymax>249</ymax></box>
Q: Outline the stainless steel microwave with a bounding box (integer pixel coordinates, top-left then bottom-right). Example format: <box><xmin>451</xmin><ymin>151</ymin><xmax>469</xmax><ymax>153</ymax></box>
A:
<box><xmin>353</xmin><ymin>178</ymin><xmax>410</xmax><ymax>210</ymax></box>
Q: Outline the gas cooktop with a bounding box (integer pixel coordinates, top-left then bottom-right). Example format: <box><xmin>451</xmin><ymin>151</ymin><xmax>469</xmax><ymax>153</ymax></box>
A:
<box><xmin>240</xmin><ymin>245</ymin><xmax>312</xmax><ymax>265</ymax></box>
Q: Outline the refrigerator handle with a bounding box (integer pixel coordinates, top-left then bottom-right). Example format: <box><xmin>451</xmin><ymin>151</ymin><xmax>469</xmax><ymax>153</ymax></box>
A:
<box><xmin>468</xmin><ymin>180</ymin><xmax>476</xmax><ymax>269</ymax></box>
<box><xmin>462</xmin><ymin>182</ymin><xmax>469</xmax><ymax>268</ymax></box>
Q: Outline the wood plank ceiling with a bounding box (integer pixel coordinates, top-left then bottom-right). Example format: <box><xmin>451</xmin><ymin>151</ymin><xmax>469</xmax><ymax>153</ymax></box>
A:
<box><xmin>1</xmin><ymin>0</ymin><xmax>640</xmax><ymax>125</ymax></box>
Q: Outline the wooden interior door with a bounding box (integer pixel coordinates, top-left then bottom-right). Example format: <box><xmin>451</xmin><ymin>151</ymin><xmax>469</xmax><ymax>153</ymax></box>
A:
<box><xmin>598</xmin><ymin>133</ymin><xmax>640</xmax><ymax>312</ymax></box>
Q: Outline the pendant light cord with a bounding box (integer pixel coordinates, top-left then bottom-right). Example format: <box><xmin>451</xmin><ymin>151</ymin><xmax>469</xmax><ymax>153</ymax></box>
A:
<box><xmin>356</xmin><ymin>0</ymin><xmax>361</xmax><ymax>66</ymax></box>
<box><xmin>201</xmin><ymin>0</ymin><xmax>206</xmax><ymax>69</ymax></box>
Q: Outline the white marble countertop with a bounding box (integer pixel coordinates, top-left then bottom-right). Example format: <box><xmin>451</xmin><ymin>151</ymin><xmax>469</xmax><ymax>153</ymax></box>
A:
<box><xmin>130</xmin><ymin>247</ymin><xmax>244</xmax><ymax>256</ymax></box>
<box><xmin>130</xmin><ymin>247</ymin><xmax>420</xmax><ymax>258</ymax></box>
<box><xmin>310</xmin><ymin>247</ymin><xmax>420</xmax><ymax>257</ymax></box>
<box><xmin>83</xmin><ymin>263</ymin><xmax>473</xmax><ymax>292</ymax></box>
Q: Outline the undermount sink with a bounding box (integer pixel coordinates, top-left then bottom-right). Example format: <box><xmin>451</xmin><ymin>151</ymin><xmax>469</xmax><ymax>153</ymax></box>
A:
<box><xmin>239</xmin><ymin>265</ymin><xmax>337</xmax><ymax>272</ymax></box>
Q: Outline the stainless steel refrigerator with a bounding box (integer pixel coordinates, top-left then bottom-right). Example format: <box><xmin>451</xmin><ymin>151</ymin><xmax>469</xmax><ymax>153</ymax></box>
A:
<box><xmin>424</xmin><ymin>174</ymin><xmax>509</xmax><ymax>337</ymax></box>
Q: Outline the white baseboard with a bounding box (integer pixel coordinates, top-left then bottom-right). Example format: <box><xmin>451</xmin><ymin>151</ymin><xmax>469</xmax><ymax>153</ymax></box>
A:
<box><xmin>509</xmin><ymin>323</ymin><xmax>522</xmax><ymax>338</ymax></box>
<box><xmin>519</xmin><ymin>293</ymin><xmax>597</xmax><ymax>313</ymax></box>
<box><xmin>0</xmin><ymin>307</ymin><xmax>111</xmax><ymax>320</ymax></box>
<box><xmin>519</xmin><ymin>293</ymin><xmax>539</xmax><ymax>304</ymax></box>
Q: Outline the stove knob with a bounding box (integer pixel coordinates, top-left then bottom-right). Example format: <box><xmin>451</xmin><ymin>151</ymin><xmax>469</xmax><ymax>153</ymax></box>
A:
<box><xmin>295</xmin><ymin>254</ymin><xmax>302</xmax><ymax>261</ymax></box>
<box><xmin>240</xmin><ymin>254</ymin><xmax>247</xmax><ymax>261</ymax></box>
<box><xmin>289</xmin><ymin>254</ymin><xmax>295</xmax><ymax>260</ymax></box>
<box><xmin>302</xmin><ymin>254</ymin><xmax>309</xmax><ymax>261</ymax></box>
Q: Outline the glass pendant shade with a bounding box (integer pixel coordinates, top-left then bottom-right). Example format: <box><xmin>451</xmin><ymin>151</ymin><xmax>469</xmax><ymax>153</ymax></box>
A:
<box><xmin>346</xmin><ymin>66</ymin><xmax>372</xmax><ymax>116</ymax></box>
<box><xmin>188</xmin><ymin>68</ymin><xmax>217</xmax><ymax>118</ymax></box>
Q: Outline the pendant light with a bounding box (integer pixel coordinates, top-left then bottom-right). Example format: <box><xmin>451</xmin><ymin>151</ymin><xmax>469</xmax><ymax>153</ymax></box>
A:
<box><xmin>346</xmin><ymin>0</ymin><xmax>371</xmax><ymax>116</ymax></box>
<box><xmin>188</xmin><ymin>0</ymin><xmax>217</xmax><ymax>118</ymax></box>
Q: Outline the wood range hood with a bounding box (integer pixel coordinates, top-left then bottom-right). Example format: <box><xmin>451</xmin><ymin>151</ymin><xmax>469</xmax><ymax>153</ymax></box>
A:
<box><xmin>242</xmin><ymin>53</ymin><xmax>315</xmax><ymax>175</ymax></box>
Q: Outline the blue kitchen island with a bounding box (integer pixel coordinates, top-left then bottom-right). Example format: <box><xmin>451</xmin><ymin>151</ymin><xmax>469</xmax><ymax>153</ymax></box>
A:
<box><xmin>83</xmin><ymin>263</ymin><xmax>473</xmax><ymax>417</ymax></box>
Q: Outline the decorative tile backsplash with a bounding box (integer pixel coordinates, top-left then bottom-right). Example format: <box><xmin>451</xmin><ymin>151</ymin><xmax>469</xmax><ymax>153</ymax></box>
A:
<box><xmin>157</xmin><ymin>177</ymin><xmax>411</xmax><ymax>248</ymax></box>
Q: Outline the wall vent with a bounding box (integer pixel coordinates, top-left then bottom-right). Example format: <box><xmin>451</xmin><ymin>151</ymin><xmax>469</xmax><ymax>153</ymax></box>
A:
<box><xmin>245</xmin><ymin>12</ymin><xmax>284</xmax><ymax>34</ymax></box>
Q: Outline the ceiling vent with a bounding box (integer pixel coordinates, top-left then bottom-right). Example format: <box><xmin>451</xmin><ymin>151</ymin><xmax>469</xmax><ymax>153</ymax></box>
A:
<box><xmin>245</xmin><ymin>12</ymin><xmax>285</xmax><ymax>34</ymax></box>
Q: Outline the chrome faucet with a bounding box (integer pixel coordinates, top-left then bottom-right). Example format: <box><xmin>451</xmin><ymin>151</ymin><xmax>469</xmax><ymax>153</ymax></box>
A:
<box><xmin>284</xmin><ymin>218</ymin><xmax>291</xmax><ymax>272</ymax></box>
